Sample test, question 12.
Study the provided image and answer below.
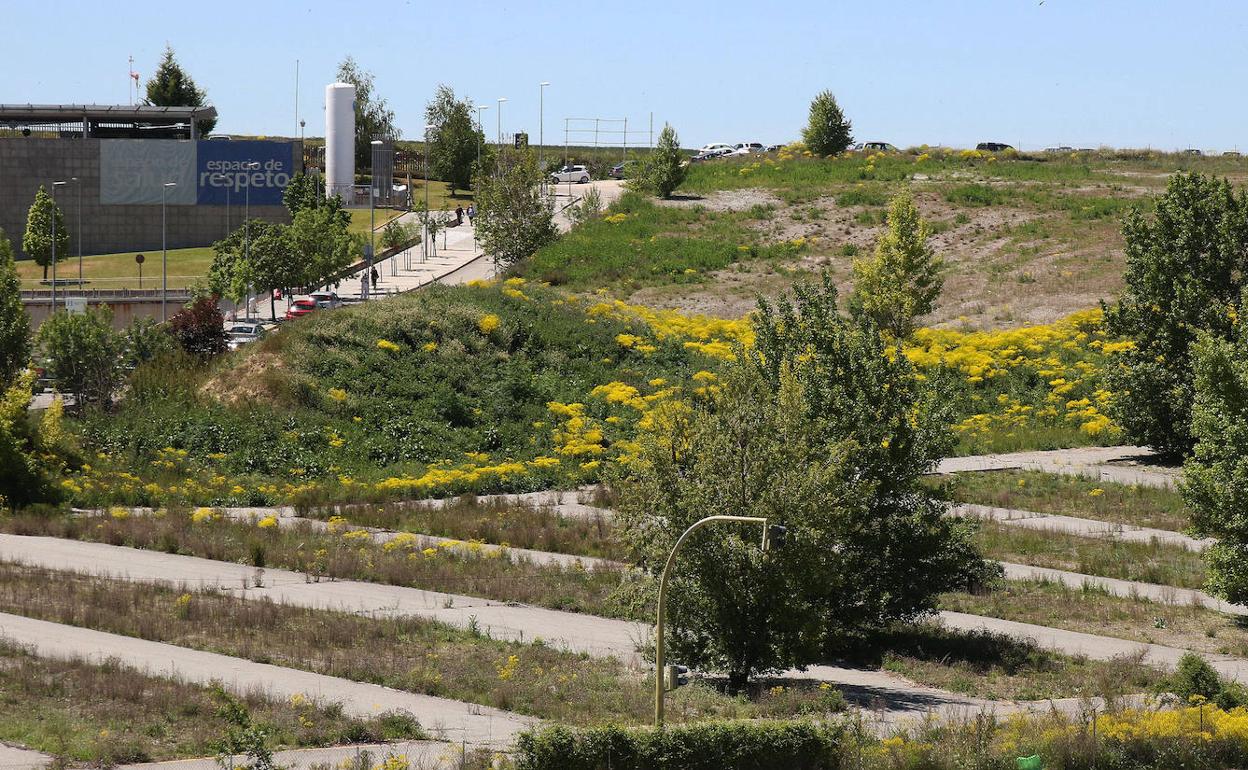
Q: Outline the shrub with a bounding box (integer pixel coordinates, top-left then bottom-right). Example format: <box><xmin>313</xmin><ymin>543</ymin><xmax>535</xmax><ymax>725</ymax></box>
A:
<box><xmin>1104</xmin><ymin>172</ymin><xmax>1248</xmax><ymax>459</ymax></box>
<box><xmin>633</xmin><ymin>124</ymin><xmax>687</xmax><ymax>199</ymax></box>
<box><xmin>0</xmin><ymin>229</ymin><xmax>30</xmax><ymax>383</ymax></box>
<box><xmin>514</xmin><ymin>721</ymin><xmax>842</xmax><ymax>770</ymax></box>
<box><xmin>848</xmin><ymin>190</ymin><xmax>943</xmax><ymax>339</ymax></box>
<box><xmin>37</xmin><ymin>306</ymin><xmax>123</xmax><ymax>405</ymax></box>
<box><xmin>801</xmin><ymin>91</ymin><xmax>852</xmax><ymax>157</ymax></box>
<box><xmin>169</xmin><ymin>297</ymin><xmax>227</xmax><ymax>359</ymax></box>
<box><xmin>473</xmin><ymin>148</ymin><xmax>557</xmax><ymax>269</ymax></box>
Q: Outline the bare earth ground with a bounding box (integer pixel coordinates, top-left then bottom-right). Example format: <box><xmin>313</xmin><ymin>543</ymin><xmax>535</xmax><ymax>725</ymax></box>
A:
<box><xmin>629</xmin><ymin>182</ymin><xmax>1138</xmax><ymax>328</ymax></box>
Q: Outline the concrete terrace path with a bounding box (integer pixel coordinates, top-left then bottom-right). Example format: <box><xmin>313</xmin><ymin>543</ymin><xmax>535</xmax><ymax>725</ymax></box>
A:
<box><xmin>936</xmin><ymin>445</ymin><xmax>1179</xmax><ymax>489</ymax></box>
<box><xmin>952</xmin><ymin>503</ymin><xmax>1212</xmax><ymax>552</ymax></box>
<box><xmin>0</xmin><ymin>535</ymin><xmax>1118</xmax><ymax>725</ymax></box>
<box><xmin>996</xmin><ymin>561</ymin><xmax>1247</xmax><ymax>617</ymax></box>
<box><xmin>0</xmin><ymin>612</ymin><xmax>533</xmax><ymax>747</ymax></box>
<box><xmin>0</xmin><ymin>744</ymin><xmax>51</xmax><ymax>770</ymax></box>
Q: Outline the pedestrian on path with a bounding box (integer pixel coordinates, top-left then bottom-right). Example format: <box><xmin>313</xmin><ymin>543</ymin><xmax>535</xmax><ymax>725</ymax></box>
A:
<box><xmin>360</xmin><ymin>273</ymin><xmax>369</xmax><ymax>300</ymax></box>
<box><xmin>467</xmin><ymin>204</ymin><xmax>476</xmax><ymax>224</ymax></box>
<box><xmin>370</xmin><ymin>266</ymin><xmax>379</xmax><ymax>291</ymax></box>
<box><xmin>455</xmin><ymin>205</ymin><xmax>464</xmax><ymax>226</ymax></box>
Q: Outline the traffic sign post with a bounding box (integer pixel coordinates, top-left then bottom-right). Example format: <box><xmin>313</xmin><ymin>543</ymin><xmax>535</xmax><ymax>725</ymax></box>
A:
<box><xmin>135</xmin><ymin>253</ymin><xmax>145</xmax><ymax>290</ymax></box>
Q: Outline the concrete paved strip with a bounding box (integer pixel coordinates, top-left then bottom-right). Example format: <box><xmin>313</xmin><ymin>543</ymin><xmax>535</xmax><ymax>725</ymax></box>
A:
<box><xmin>998</xmin><ymin>561</ymin><xmax>1248</xmax><ymax>617</ymax></box>
<box><xmin>120</xmin><ymin>741</ymin><xmax>474</xmax><ymax>770</ymax></box>
<box><xmin>935</xmin><ymin>446</ymin><xmax>1179</xmax><ymax>489</ymax></box>
<box><xmin>952</xmin><ymin>503</ymin><xmax>1212</xmax><ymax>552</ymax></box>
<box><xmin>0</xmin><ymin>612</ymin><xmax>533</xmax><ymax>747</ymax></box>
<box><xmin>0</xmin><ymin>744</ymin><xmax>51</xmax><ymax>770</ymax></box>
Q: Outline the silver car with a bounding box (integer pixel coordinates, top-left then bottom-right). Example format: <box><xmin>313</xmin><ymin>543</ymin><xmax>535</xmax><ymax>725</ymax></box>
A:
<box><xmin>550</xmin><ymin>165</ymin><xmax>591</xmax><ymax>184</ymax></box>
<box><xmin>226</xmin><ymin>323</ymin><xmax>266</xmax><ymax>350</ymax></box>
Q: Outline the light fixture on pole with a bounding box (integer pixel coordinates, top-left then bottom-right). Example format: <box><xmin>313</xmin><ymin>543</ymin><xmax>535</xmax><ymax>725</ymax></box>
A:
<box><xmin>539</xmin><ymin>82</ymin><xmax>550</xmax><ymax>170</ymax></box>
<box><xmin>475</xmin><ymin>105</ymin><xmax>490</xmax><ymax>168</ymax></box>
<box><xmin>243</xmin><ymin>161</ymin><xmax>259</xmax><ymax>319</ymax></box>
<box><xmin>51</xmin><ymin>181</ymin><xmax>66</xmax><ymax>312</ymax></box>
<box><xmin>71</xmin><ymin>177</ymin><xmax>82</xmax><ymax>291</ymax></box>
<box><xmin>496</xmin><ymin>97</ymin><xmax>507</xmax><ymax>146</ymax></box>
<box><xmin>161</xmin><ymin>182</ymin><xmax>177</xmax><ymax>323</ymax></box>
<box><xmin>369</xmin><ymin>140</ymin><xmax>383</xmax><ymax>296</ymax></box>
<box><xmin>652</xmin><ymin>515</ymin><xmax>785</xmax><ymax>726</ymax></box>
<box><xmin>423</xmin><ymin>125</ymin><xmax>434</xmax><ymax>263</ymax></box>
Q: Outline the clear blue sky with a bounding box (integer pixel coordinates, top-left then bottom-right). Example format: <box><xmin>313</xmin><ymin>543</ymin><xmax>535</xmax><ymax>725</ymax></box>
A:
<box><xmin>5</xmin><ymin>0</ymin><xmax>1247</xmax><ymax>151</ymax></box>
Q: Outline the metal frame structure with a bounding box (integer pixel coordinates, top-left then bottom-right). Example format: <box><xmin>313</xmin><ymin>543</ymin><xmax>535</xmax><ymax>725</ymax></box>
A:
<box><xmin>0</xmin><ymin>104</ymin><xmax>217</xmax><ymax>140</ymax></box>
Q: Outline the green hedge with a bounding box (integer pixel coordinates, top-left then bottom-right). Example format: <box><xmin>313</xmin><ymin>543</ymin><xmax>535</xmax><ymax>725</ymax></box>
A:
<box><xmin>514</xmin><ymin>721</ymin><xmax>842</xmax><ymax>770</ymax></box>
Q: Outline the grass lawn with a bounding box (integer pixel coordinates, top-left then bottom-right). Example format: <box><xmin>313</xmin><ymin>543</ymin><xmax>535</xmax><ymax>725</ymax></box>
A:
<box><xmin>943</xmin><ymin>579</ymin><xmax>1248</xmax><ymax>658</ymax></box>
<box><xmin>15</xmin><ymin>247</ymin><xmax>215</xmax><ymax>291</ymax></box>
<box><xmin>942</xmin><ymin>470</ymin><xmax>1190</xmax><ymax>532</ymax></box>
<box><xmin>977</xmin><ymin>520</ymin><xmax>1207</xmax><ymax>589</ymax></box>
<box><xmin>347</xmin><ymin>207</ymin><xmax>404</xmax><ymax>238</ymax></box>
<box><xmin>0</xmin><ymin>635</ymin><xmax>420</xmax><ymax>764</ymax></box>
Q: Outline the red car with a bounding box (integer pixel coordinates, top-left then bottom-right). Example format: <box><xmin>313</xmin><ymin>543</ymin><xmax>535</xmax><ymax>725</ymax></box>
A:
<box><xmin>284</xmin><ymin>297</ymin><xmax>318</xmax><ymax>320</ymax></box>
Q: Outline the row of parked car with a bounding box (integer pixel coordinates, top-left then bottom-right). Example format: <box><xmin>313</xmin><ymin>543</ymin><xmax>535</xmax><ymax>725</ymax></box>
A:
<box><xmin>225</xmin><ymin>290</ymin><xmax>345</xmax><ymax>350</ymax></box>
<box><xmin>690</xmin><ymin>142</ymin><xmax>786</xmax><ymax>162</ymax></box>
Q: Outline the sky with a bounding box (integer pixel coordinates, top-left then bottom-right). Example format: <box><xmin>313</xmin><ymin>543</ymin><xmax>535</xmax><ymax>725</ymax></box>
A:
<box><xmin>4</xmin><ymin>0</ymin><xmax>1248</xmax><ymax>152</ymax></box>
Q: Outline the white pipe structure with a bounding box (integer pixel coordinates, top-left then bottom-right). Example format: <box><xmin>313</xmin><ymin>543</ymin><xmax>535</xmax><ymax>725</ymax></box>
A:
<box><xmin>325</xmin><ymin>82</ymin><xmax>356</xmax><ymax>201</ymax></box>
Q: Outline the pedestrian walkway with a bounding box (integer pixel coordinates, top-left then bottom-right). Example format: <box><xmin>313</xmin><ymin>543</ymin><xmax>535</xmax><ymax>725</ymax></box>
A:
<box><xmin>0</xmin><ymin>744</ymin><xmax>50</xmax><ymax>770</ymax></box>
<box><xmin>951</xmin><ymin>503</ymin><xmax>1211</xmax><ymax>552</ymax></box>
<box><xmin>935</xmin><ymin>445</ymin><xmax>1179</xmax><ymax>488</ymax></box>
<box><xmin>0</xmin><ymin>611</ymin><xmax>534</xmax><ymax>747</ymax></box>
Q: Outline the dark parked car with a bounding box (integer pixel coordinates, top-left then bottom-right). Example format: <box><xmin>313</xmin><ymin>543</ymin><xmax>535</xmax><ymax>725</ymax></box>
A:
<box><xmin>862</xmin><ymin>141</ymin><xmax>897</xmax><ymax>152</ymax></box>
<box><xmin>609</xmin><ymin>161</ymin><xmax>637</xmax><ymax>179</ymax></box>
<box><xmin>976</xmin><ymin>142</ymin><xmax>1014</xmax><ymax>152</ymax></box>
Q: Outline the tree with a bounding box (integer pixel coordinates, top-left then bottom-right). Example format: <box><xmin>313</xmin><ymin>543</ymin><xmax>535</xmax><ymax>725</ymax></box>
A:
<box><xmin>848</xmin><ymin>190</ymin><xmax>943</xmax><ymax>338</ymax></box>
<box><xmin>0</xmin><ymin>230</ymin><xmax>31</xmax><ymax>383</ymax></box>
<box><xmin>336</xmin><ymin>56</ymin><xmax>397</xmax><ymax>169</ymax></box>
<box><xmin>0</xmin><ymin>371</ymin><xmax>62</xmax><ymax>509</ymax></box>
<box><xmin>122</xmin><ymin>316</ymin><xmax>174</xmax><ymax>369</ymax></box>
<box><xmin>633</xmin><ymin>124</ymin><xmax>687</xmax><ymax>198</ymax></box>
<box><xmin>208</xmin><ymin>219</ymin><xmax>289</xmax><ymax>305</ymax></box>
<box><xmin>283</xmin><ymin>172</ymin><xmax>326</xmax><ymax>216</ymax></box>
<box><xmin>616</xmin><ymin>276</ymin><xmax>989</xmax><ymax>688</ymax></box>
<box><xmin>472</xmin><ymin>148</ymin><xmax>557</xmax><ymax>269</ymax></box>
<box><xmin>145</xmin><ymin>45</ymin><xmax>215</xmax><ymax>136</ymax></box>
<box><xmin>37</xmin><ymin>307</ymin><xmax>123</xmax><ymax>406</ymax></box>
<box><xmin>802</xmin><ymin>90</ymin><xmax>853</xmax><ymax>156</ymax></box>
<box><xmin>169</xmin><ymin>297</ymin><xmax>228</xmax><ymax>359</ymax></box>
<box><xmin>425</xmin><ymin>85</ymin><xmax>485</xmax><ymax>194</ymax></box>
<box><xmin>22</xmin><ymin>186</ymin><xmax>69</xmax><ymax>280</ymax></box>
<box><xmin>288</xmin><ymin>202</ymin><xmax>359</xmax><ymax>289</ymax></box>
<box><xmin>1103</xmin><ymin>172</ymin><xmax>1248</xmax><ymax>460</ymax></box>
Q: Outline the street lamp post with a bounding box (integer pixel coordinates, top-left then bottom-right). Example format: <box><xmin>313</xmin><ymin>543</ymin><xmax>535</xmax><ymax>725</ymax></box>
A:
<box><xmin>72</xmin><ymin>177</ymin><xmax>82</xmax><ymax>290</ymax></box>
<box><xmin>369</xmin><ymin>140</ymin><xmax>383</xmax><ymax>296</ymax></box>
<box><xmin>51</xmin><ymin>181</ymin><xmax>66</xmax><ymax>312</ymax></box>
<box><xmin>496</xmin><ymin>97</ymin><xmax>507</xmax><ymax>146</ymax></box>
<box><xmin>475</xmin><ymin>105</ymin><xmax>490</xmax><ymax>169</ymax></box>
<box><xmin>423</xmin><ymin>125</ymin><xmax>435</xmax><ymax>263</ymax></box>
<box><xmin>243</xmin><ymin>161</ymin><xmax>259</xmax><ymax>319</ymax></box>
<box><xmin>653</xmin><ymin>515</ymin><xmax>781</xmax><ymax>726</ymax></box>
<box><xmin>539</xmin><ymin>82</ymin><xmax>550</xmax><ymax>170</ymax></box>
<box><xmin>161</xmin><ymin>181</ymin><xmax>177</xmax><ymax>322</ymax></box>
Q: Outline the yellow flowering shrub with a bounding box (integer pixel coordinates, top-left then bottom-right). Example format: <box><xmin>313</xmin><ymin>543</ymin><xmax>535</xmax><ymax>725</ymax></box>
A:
<box><xmin>376</xmin><ymin>339</ymin><xmax>401</xmax><ymax>352</ymax></box>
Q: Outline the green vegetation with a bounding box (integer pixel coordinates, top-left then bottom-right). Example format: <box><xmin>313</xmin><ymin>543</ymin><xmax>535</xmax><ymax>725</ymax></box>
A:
<box><xmin>0</xmin><ymin>372</ymin><xmax>65</xmax><ymax>508</ymax></box>
<box><xmin>145</xmin><ymin>44</ymin><xmax>215</xmax><ymax>135</ymax></box>
<box><xmin>977</xmin><ymin>520</ymin><xmax>1207</xmax><ymax>589</ymax></box>
<box><xmin>336</xmin><ymin>56</ymin><xmax>397</xmax><ymax>168</ymax></box>
<box><xmin>848</xmin><ymin>190</ymin><xmax>943</xmax><ymax>338</ymax></box>
<box><xmin>802</xmin><ymin>90</ymin><xmax>853</xmax><ymax>157</ymax></box>
<box><xmin>521</xmin><ymin>190</ymin><xmax>807</xmax><ymax>291</ymax></box>
<box><xmin>473</xmin><ymin>148</ymin><xmax>557</xmax><ymax>269</ymax></box>
<box><xmin>21</xmin><ymin>185</ymin><xmax>69</xmax><ymax>279</ymax></box>
<box><xmin>940</xmin><ymin>470</ymin><xmax>1190</xmax><ymax>532</ymax></box>
<box><xmin>37</xmin><ymin>307</ymin><xmax>123</xmax><ymax>405</ymax></box>
<box><xmin>633</xmin><ymin>123</ymin><xmax>687</xmax><ymax>198</ymax></box>
<box><xmin>0</xmin><ymin>639</ymin><xmax>418</xmax><ymax>764</ymax></box>
<box><xmin>14</xmin><ymin>246</ymin><xmax>214</xmax><ymax>291</ymax></box>
<box><xmin>425</xmin><ymin>84</ymin><xmax>486</xmax><ymax>195</ymax></box>
<box><xmin>1185</xmin><ymin>324</ymin><xmax>1248</xmax><ymax>604</ymax></box>
<box><xmin>1104</xmin><ymin>172</ymin><xmax>1248</xmax><ymax>459</ymax></box>
<box><xmin>0</xmin><ymin>230</ymin><xmax>30</xmax><ymax>382</ymax></box>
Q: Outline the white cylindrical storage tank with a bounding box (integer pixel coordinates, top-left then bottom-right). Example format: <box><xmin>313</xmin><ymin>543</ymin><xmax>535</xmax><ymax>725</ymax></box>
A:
<box><xmin>325</xmin><ymin>82</ymin><xmax>356</xmax><ymax>201</ymax></box>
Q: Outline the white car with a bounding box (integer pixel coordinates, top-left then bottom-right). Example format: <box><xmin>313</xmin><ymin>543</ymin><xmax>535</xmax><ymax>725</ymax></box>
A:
<box><xmin>226</xmin><ymin>322</ymin><xmax>266</xmax><ymax>350</ymax></box>
<box><xmin>550</xmin><ymin>164</ymin><xmax>591</xmax><ymax>184</ymax></box>
<box><xmin>697</xmin><ymin>143</ymin><xmax>734</xmax><ymax>155</ymax></box>
<box><xmin>309</xmin><ymin>290</ymin><xmax>343</xmax><ymax>309</ymax></box>
<box><xmin>728</xmin><ymin>142</ymin><xmax>764</xmax><ymax>156</ymax></box>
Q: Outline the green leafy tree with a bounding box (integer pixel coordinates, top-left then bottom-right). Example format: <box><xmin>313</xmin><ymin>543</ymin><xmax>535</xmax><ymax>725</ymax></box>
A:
<box><xmin>802</xmin><ymin>90</ymin><xmax>853</xmax><ymax>156</ymax></box>
<box><xmin>122</xmin><ymin>317</ymin><xmax>174</xmax><ymax>368</ymax></box>
<box><xmin>616</xmin><ymin>276</ymin><xmax>988</xmax><ymax>689</ymax></box>
<box><xmin>0</xmin><ymin>371</ymin><xmax>62</xmax><ymax>509</ymax></box>
<box><xmin>336</xmin><ymin>56</ymin><xmax>397</xmax><ymax>169</ymax></box>
<box><xmin>633</xmin><ymin>124</ymin><xmax>687</xmax><ymax>198</ymax></box>
<box><xmin>473</xmin><ymin>148</ymin><xmax>557</xmax><ymax>269</ymax></box>
<box><xmin>282</xmin><ymin>172</ymin><xmax>326</xmax><ymax>216</ymax></box>
<box><xmin>1104</xmin><ymin>172</ymin><xmax>1248</xmax><ymax>460</ymax></box>
<box><xmin>145</xmin><ymin>45</ymin><xmax>215</xmax><ymax>136</ymax></box>
<box><xmin>36</xmin><ymin>307</ymin><xmax>123</xmax><ymax>406</ymax></box>
<box><xmin>0</xmin><ymin>230</ymin><xmax>31</xmax><ymax>383</ymax></box>
<box><xmin>425</xmin><ymin>85</ymin><xmax>485</xmax><ymax>194</ymax></box>
<box><xmin>22</xmin><ymin>186</ymin><xmax>69</xmax><ymax>280</ymax></box>
<box><xmin>208</xmin><ymin>220</ymin><xmax>287</xmax><ymax>303</ymax></box>
<box><xmin>849</xmin><ymin>190</ymin><xmax>943</xmax><ymax>338</ymax></box>
<box><xmin>288</xmin><ymin>202</ymin><xmax>359</xmax><ymax>290</ymax></box>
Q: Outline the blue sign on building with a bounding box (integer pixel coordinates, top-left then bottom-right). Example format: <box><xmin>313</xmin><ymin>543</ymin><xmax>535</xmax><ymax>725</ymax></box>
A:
<box><xmin>196</xmin><ymin>140</ymin><xmax>294</xmax><ymax>206</ymax></box>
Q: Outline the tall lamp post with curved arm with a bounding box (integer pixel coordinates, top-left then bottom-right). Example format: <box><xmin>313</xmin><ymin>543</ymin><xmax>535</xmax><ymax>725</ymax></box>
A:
<box><xmin>653</xmin><ymin>515</ymin><xmax>785</xmax><ymax>726</ymax></box>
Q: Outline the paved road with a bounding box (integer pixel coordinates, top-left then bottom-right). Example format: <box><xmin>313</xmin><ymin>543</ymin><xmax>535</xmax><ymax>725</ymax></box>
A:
<box><xmin>952</xmin><ymin>503</ymin><xmax>1211</xmax><ymax>552</ymax></box>
<box><xmin>935</xmin><ymin>446</ymin><xmax>1179</xmax><ymax>489</ymax></box>
<box><xmin>0</xmin><ymin>744</ymin><xmax>51</xmax><ymax>770</ymax></box>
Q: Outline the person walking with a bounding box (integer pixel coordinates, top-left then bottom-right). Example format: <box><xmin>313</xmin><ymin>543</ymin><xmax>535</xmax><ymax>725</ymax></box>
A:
<box><xmin>370</xmin><ymin>266</ymin><xmax>379</xmax><ymax>291</ymax></box>
<box><xmin>455</xmin><ymin>205</ymin><xmax>464</xmax><ymax>226</ymax></box>
<box><xmin>467</xmin><ymin>204</ymin><xmax>476</xmax><ymax>224</ymax></box>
